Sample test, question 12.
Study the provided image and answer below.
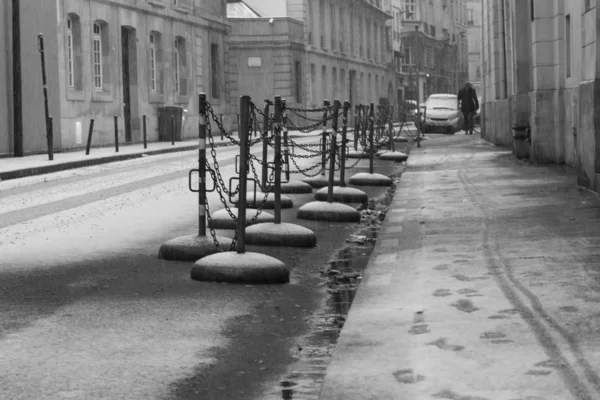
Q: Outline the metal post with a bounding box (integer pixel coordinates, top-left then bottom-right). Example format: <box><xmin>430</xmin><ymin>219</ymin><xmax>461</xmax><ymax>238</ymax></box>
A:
<box><xmin>142</xmin><ymin>115</ymin><xmax>147</xmax><ymax>149</ymax></box>
<box><xmin>198</xmin><ymin>94</ymin><xmax>208</xmax><ymax>237</ymax></box>
<box><xmin>282</xmin><ymin>101</ymin><xmax>290</xmax><ymax>183</ymax></box>
<box><xmin>340</xmin><ymin>101</ymin><xmax>350</xmax><ymax>187</ymax></box>
<box><xmin>262</xmin><ymin>100</ymin><xmax>271</xmax><ymax>188</ymax></box>
<box><xmin>170</xmin><ymin>115</ymin><xmax>175</xmax><ymax>145</ymax></box>
<box><xmin>388</xmin><ymin>106</ymin><xmax>395</xmax><ymax>151</ymax></box>
<box><xmin>114</xmin><ymin>116</ymin><xmax>119</xmax><ymax>152</ymax></box>
<box><xmin>273</xmin><ymin>96</ymin><xmax>283</xmax><ymax>224</ymax></box>
<box><xmin>38</xmin><ymin>34</ymin><xmax>53</xmax><ymax>161</ymax></box>
<box><xmin>328</xmin><ymin>100</ymin><xmax>340</xmax><ymax>203</ymax></box>
<box><xmin>12</xmin><ymin>0</ymin><xmax>23</xmax><ymax>157</ymax></box>
<box><xmin>237</xmin><ymin>96</ymin><xmax>251</xmax><ymax>254</ymax></box>
<box><xmin>353</xmin><ymin>105</ymin><xmax>359</xmax><ymax>151</ymax></box>
<box><xmin>85</xmin><ymin>119</ymin><xmax>95</xmax><ymax>155</ymax></box>
<box><xmin>415</xmin><ymin>25</ymin><xmax>422</xmax><ymax>148</ymax></box>
<box><xmin>369</xmin><ymin>103</ymin><xmax>375</xmax><ymax>174</ymax></box>
<box><xmin>321</xmin><ymin>100</ymin><xmax>330</xmax><ymax>176</ymax></box>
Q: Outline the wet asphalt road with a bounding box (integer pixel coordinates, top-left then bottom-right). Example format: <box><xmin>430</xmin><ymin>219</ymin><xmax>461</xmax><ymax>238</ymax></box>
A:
<box><xmin>0</xmin><ymin>135</ymin><xmax>406</xmax><ymax>399</ymax></box>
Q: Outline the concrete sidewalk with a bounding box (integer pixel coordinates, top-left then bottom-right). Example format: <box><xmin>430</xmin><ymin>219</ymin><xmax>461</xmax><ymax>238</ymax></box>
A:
<box><xmin>319</xmin><ymin>134</ymin><xmax>600</xmax><ymax>399</ymax></box>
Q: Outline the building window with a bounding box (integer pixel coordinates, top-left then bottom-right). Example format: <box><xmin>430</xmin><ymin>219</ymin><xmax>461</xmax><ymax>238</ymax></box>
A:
<box><xmin>210</xmin><ymin>43</ymin><xmax>219</xmax><ymax>99</ymax></box>
<box><xmin>319</xmin><ymin>0</ymin><xmax>326</xmax><ymax>49</ymax></box>
<box><xmin>339</xmin><ymin>8</ymin><xmax>345</xmax><ymax>53</ymax></box>
<box><xmin>310</xmin><ymin>63</ymin><xmax>317</xmax><ymax>104</ymax></box>
<box><xmin>321</xmin><ymin>65</ymin><xmax>327</xmax><ymax>101</ymax></box>
<box><xmin>67</xmin><ymin>18</ymin><xmax>74</xmax><ymax>87</ymax></box>
<box><xmin>566</xmin><ymin>14</ymin><xmax>571</xmax><ymax>78</ymax></box>
<box><xmin>92</xmin><ymin>23</ymin><xmax>103</xmax><ymax>90</ymax></box>
<box><xmin>332</xmin><ymin>67</ymin><xmax>338</xmax><ymax>99</ymax></box>
<box><xmin>295</xmin><ymin>61</ymin><xmax>302</xmax><ymax>103</ymax></box>
<box><xmin>340</xmin><ymin>68</ymin><xmax>346</xmax><ymax>101</ymax></box>
<box><xmin>150</xmin><ymin>33</ymin><xmax>157</xmax><ymax>92</ymax></box>
<box><xmin>66</xmin><ymin>14</ymin><xmax>82</xmax><ymax>90</ymax></box>
<box><xmin>175</xmin><ymin>36</ymin><xmax>187</xmax><ymax>96</ymax></box>
<box><xmin>404</xmin><ymin>0</ymin><xmax>415</xmax><ymax>20</ymax></box>
<box><xmin>308</xmin><ymin>0</ymin><xmax>313</xmax><ymax>44</ymax></box>
<box><xmin>330</xmin><ymin>3</ymin><xmax>336</xmax><ymax>50</ymax></box>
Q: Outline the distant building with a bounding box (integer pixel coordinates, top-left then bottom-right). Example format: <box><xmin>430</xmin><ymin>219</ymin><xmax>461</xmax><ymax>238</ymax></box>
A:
<box><xmin>2</xmin><ymin>0</ymin><xmax>230</xmax><ymax>156</ymax></box>
<box><xmin>234</xmin><ymin>0</ymin><xmax>395</xmax><ymax>116</ymax></box>
<box><xmin>391</xmin><ymin>0</ymin><xmax>469</xmax><ymax>105</ymax></box>
<box><xmin>226</xmin><ymin>0</ymin><xmax>307</xmax><ymax>120</ymax></box>
<box><xmin>481</xmin><ymin>0</ymin><xmax>600</xmax><ymax>191</ymax></box>
<box><xmin>466</xmin><ymin>0</ymin><xmax>482</xmax><ymax>94</ymax></box>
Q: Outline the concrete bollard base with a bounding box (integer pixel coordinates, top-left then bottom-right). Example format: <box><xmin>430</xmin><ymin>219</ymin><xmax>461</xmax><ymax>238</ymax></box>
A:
<box><xmin>301</xmin><ymin>175</ymin><xmax>342</xmax><ymax>188</ymax></box>
<box><xmin>314</xmin><ymin>186</ymin><xmax>368</xmax><ymax>204</ymax></box>
<box><xmin>158</xmin><ymin>235</ymin><xmax>232</xmax><ymax>262</ymax></box>
<box><xmin>349</xmin><ymin>172</ymin><xmax>393</xmax><ymax>187</ymax></box>
<box><xmin>378</xmin><ymin>151</ymin><xmax>408</xmax><ymax>162</ymax></box>
<box><xmin>191</xmin><ymin>252</ymin><xmax>289</xmax><ymax>284</ymax></box>
<box><xmin>208</xmin><ymin>208</ymin><xmax>275</xmax><ymax>230</ymax></box>
<box><xmin>246</xmin><ymin>222</ymin><xmax>317</xmax><ymax>247</ymax></box>
<box><xmin>297</xmin><ymin>201</ymin><xmax>361</xmax><ymax>222</ymax></box>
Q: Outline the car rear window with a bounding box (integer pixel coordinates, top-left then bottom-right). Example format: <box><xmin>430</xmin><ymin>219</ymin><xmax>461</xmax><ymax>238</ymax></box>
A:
<box><xmin>427</xmin><ymin>97</ymin><xmax>457</xmax><ymax>110</ymax></box>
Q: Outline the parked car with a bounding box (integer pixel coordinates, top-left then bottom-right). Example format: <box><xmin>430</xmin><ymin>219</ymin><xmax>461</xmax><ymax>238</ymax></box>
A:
<box><xmin>421</xmin><ymin>94</ymin><xmax>463</xmax><ymax>135</ymax></box>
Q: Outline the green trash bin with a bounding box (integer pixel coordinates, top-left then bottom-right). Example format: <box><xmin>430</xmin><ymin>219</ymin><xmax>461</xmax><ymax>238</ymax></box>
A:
<box><xmin>158</xmin><ymin>107</ymin><xmax>183</xmax><ymax>142</ymax></box>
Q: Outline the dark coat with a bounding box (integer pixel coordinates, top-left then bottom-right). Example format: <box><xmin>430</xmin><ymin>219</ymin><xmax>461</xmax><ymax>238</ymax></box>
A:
<box><xmin>457</xmin><ymin>86</ymin><xmax>479</xmax><ymax>113</ymax></box>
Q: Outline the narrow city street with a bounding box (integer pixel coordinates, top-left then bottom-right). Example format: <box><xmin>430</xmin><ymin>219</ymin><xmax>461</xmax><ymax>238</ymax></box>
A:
<box><xmin>0</xmin><ymin>135</ymin><xmax>404</xmax><ymax>400</ymax></box>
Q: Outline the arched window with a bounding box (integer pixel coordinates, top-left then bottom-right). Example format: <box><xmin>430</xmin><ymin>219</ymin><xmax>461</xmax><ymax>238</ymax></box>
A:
<box><xmin>66</xmin><ymin>13</ymin><xmax>82</xmax><ymax>90</ymax></box>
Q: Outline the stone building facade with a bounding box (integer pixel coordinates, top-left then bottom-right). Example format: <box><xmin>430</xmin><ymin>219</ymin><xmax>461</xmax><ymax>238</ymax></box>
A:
<box><xmin>481</xmin><ymin>0</ymin><xmax>600</xmax><ymax>191</ymax></box>
<box><xmin>240</xmin><ymin>0</ymin><xmax>395</xmax><ymax>112</ymax></box>
<box><xmin>2</xmin><ymin>0</ymin><xmax>229</xmax><ymax>156</ymax></box>
<box><xmin>1</xmin><ymin>0</ymin><xmax>61</xmax><ymax>156</ymax></box>
<box><xmin>390</xmin><ymin>0</ymin><xmax>469</xmax><ymax>104</ymax></box>
<box><xmin>56</xmin><ymin>0</ymin><xmax>229</xmax><ymax>150</ymax></box>
<box><xmin>226</xmin><ymin>1</ymin><xmax>307</xmax><ymax>122</ymax></box>
<box><xmin>466</xmin><ymin>0</ymin><xmax>482</xmax><ymax>94</ymax></box>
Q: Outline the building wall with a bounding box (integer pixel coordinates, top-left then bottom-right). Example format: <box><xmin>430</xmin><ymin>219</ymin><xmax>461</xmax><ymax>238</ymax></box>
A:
<box><xmin>0</xmin><ymin>1</ymin><xmax>12</xmax><ymax>156</ymax></box>
<box><xmin>55</xmin><ymin>0</ymin><xmax>229</xmax><ymax>151</ymax></box>
<box><xmin>227</xmin><ymin>17</ymin><xmax>306</xmax><ymax>121</ymax></box>
<box><xmin>0</xmin><ymin>0</ymin><xmax>61</xmax><ymax>156</ymax></box>
<box><xmin>244</xmin><ymin>0</ymin><xmax>394</xmax><ymax>112</ymax></box>
<box><xmin>467</xmin><ymin>0</ymin><xmax>482</xmax><ymax>93</ymax></box>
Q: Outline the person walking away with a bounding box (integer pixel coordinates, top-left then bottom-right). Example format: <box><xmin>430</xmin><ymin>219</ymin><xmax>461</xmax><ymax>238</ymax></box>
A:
<box><xmin>457</xmin><ymin>82</ymin><xmax>479</xmax><ymax>135</ymax></box>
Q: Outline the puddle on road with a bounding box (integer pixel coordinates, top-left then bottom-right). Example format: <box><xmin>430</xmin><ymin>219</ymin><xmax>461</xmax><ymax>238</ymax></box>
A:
<box><xmin>273</xmin><ymin>182</ymin><xmax>398</xmax><ymax>400</ymax></box>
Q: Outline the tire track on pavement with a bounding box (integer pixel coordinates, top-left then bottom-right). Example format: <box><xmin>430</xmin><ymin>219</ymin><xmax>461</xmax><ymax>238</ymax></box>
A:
<box><xmin>458</xmin><ymin>167</ymin><xmax>599</xmax><ymax>400</ymax></box>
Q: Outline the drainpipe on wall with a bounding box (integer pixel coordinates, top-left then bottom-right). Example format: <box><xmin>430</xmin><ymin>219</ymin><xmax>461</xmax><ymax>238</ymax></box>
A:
<box><xmin>500</xmin><ymin>0</ymin><xmax>508</xmax><ymax>99</ymax></box>
<box><xmin>12</xmin><ymin>0</ymin><xmax>23</xmax><ymax>157</ymax></box>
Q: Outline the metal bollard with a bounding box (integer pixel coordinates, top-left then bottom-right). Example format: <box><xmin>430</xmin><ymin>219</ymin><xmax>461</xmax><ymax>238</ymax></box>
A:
<box><xmin>261</xmin><ymin>100</ymin><xmax>272</xmax><ymax>188</ymax></box>
<box><xmin>85</xmin><ymin>119</ymin><xmax>95</xmax><ymax>155</ymax></box>
<box><xmin>369</xmin><ymin>103</ymin><xmax>375</xmax><ymax>174</ymax></box>
<box><xmin>327</xmin><ymin>100</ymin><xmax>340</xmax><ymax>203</ymax></box>
<box><xmin>236</xmin><ymin>96</ymin><xmax>251</xmax><ymax>254</ymax></box>
<box><xmin>170</xmin><ymin>115</ymin><xmax>175</xmax><ymax>145</ymax></box>
<box><xmin>340</xmin><ymin>101</ymin><xmax>350</xmax><ymax>187</ymax></box>
<box><xmin>198</xmin><ymin>93</ymin><xmax>208</xmax><ymax>237</ymax></box>
<box><xmin>321</xmin><ymin>100</ymin><xmax>330</xmax><ymax>176</ymax></box>
<box><xmin>273</xmin><ymin>96</ymin><xmax>283</xmax><ymax>224</ymax></box>
<box><xmin>114</xmin><ymin>115</ymin><xmax>119</xmax><ymax>153</ymax></box>
<box><xmin>142</xmin><ymin>115</ymin><xmax>147</xmax><ymax>149</ymax></box>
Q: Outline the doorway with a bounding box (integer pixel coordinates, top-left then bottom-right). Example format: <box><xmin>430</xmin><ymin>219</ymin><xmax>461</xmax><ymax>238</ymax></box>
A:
<box><xmin>121</xmin><ymin>26</ymin><xmax>139</xmax><ymax>143</ymax></box>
